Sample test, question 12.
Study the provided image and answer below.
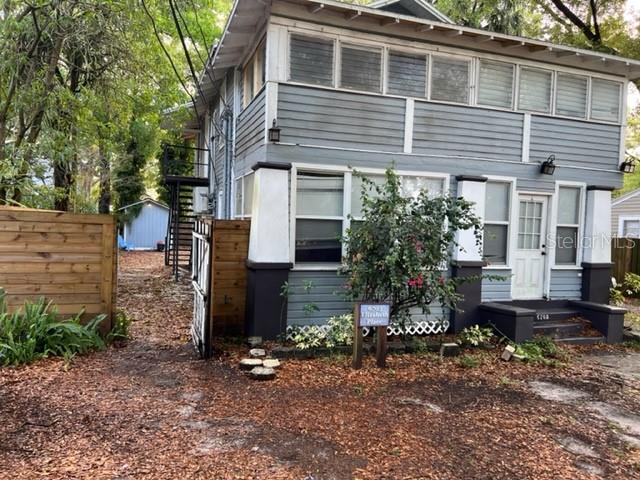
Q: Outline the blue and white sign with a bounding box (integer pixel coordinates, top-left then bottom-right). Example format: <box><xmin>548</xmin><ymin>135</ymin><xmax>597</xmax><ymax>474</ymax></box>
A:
<box><xmin>358</xmin><ymin>303</ymin><xmax>390</xmax><ymax>327</ymax></box>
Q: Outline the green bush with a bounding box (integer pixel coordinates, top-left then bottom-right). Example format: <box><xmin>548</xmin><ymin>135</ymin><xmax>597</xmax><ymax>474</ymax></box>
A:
<box><xmin>106</xmin><ymin>311</ymin><xmax>132</xmax><ymax>343</ymax></box>
<box><xmin>291</xmin><ymin>314</ymin><xmax>355</xmax><ymax>350</ymax></box>
<box><xmin>610</xmin><ymin>287</ymin><xmax>625</xmax><ymax>306</ymax></box>
<box><xmin>458</xmin><ymin>325</ymin><xmax>494</xmax><ymax>347</ymax></box>
<box><xmin>623</xmin><ymin>273</ymin><xmax>640</xmax><ymax>297</ymax></box>
<box><xmin>0</xmin><ymin>292</ymin><xmax>106</xmax><ymax>366</ymax></box>
<box><xmin>515</xmin><ymin>337</ymin><xmax>564</xmax><ymax>365</ymax></box>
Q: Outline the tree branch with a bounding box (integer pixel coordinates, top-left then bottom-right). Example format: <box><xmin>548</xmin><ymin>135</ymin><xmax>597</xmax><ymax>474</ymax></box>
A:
<box><xmin>549</xmin><ymin>0</ymin><xmax>599</xmax><ymax>43</ymax></box>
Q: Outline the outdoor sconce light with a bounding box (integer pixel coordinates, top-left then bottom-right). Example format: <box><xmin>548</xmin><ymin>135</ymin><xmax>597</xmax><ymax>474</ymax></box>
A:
<box><xmin>620</xmin><ymin>160</ymin><xmax>635</xmax><ymax>174</ymax></box>
<box><xmin>540</xmin><ymin>155</ymin><xmax>556</xmax><ymax>175</ymax></box>
<box><xmin>268</xmin><ymin>119</ymin><xmax>281</xmax><ymax>143</ymax></box>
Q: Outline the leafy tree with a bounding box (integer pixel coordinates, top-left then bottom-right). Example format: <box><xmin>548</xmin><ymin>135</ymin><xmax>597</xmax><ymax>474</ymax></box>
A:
<box><xmin>340</xmin><ymin>169</ymin><xmax>482</xmax><ymax>329</ymax></box>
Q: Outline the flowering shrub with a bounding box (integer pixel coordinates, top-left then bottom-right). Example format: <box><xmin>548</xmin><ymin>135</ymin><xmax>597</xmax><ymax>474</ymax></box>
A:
<box><xmin>340</xmin><ymin>168</ymin><xmax>482</xmax><ymax>328</ymax></box>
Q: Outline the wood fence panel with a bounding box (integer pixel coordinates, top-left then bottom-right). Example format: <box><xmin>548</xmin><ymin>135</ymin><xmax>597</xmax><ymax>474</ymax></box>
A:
<box><xmin>0</xmin><ymin>207</ymin><xmax>117</xmax><ymax>331</ymax></box>
<box><xmin>209</xmin><ymin>220</ymin><xmax>250</xmax><ymax>337</ymax></box>
<box><xmin>612</xmin><ymin>237</ymin><xmax>640</xmax><ymax>283</ymax></box>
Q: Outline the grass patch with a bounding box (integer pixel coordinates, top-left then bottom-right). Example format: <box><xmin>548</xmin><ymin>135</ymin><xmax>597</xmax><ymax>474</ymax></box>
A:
<box><xmin>514</xmin><ymin>337</ymin><xmax>567</xmax><ymax>367</ymax></box>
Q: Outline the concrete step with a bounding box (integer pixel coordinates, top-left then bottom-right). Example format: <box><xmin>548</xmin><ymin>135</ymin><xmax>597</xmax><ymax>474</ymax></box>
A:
<box><xmin>534</xmin><ymin>308</ymin><xmax>581</xmax><ymax>322</ymax></box>
<box><xmin>556</xmin><ymin>336</ymin><xmax>606</xmax><ymax>345</ymax></box>
<box><xmin>533</xmin><ymin>320</ymin><xmax>585</xmax><ymax>338</ymax></box>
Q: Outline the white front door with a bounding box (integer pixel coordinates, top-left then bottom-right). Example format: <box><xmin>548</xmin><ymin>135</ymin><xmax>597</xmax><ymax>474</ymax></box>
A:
<box><xmin>512</xmin><ymin>194</ymin><xmax>548</xmax><ymax>299</ymax></box>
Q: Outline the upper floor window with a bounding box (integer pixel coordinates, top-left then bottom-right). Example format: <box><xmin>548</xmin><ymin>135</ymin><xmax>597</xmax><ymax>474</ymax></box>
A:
<box><xmin>243</xmin><ymin>40</ymin><xmax>265</xmax><ymax>108</ymax></box>
<box><xmin>234</xmin><ymin>173</ymin><xmax>254</xmax><ymax>218</ymax></box>
<box><xmin>556</xmin><ymin>73</ymin><xmax>588</xmax><ymax>119</ymax></box>
<box><xmin>518</xmin><ymin>67</ymin><xmax>552</xmax><ymax>113</ymax></box>
<box><xmin>483</xmin><ymin>181</ymin><xmax>511</xmax><ymax>266</ymax></box>
<box><xmin>591</xmin><ymin>79</ymin><xmax>621</xmax><ymax>122</ymax></box>
<box><xmin>430</xmin><ymin>55</ymin><xmax>470</xmax><ymax>104</ymax></box>
<box><xmin>387</xmin><ymin>51</ymin><xmax>427</xmax><ymax>98</ymax></box>
<box><xmin>340</xmin><ymin>44</ymin><xmax>382</xmax><ymax>93</ymax></box>
<box><xmin>477</xmin><ymin>60</ymin><xmax>514</xmax><ymax>109</ymax></box>
<box><xmin>555</xmin><ymin>186</ymin><xmax>581</xmax><ymax>265</ymax></box>
<box><xmin>289</xmin><ymin>34</ymin><xmax>334</xmax><ymax>87</ymax></box>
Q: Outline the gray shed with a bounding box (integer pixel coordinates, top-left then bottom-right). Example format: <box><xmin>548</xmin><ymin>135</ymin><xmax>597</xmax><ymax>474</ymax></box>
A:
<box><xmin>120</xmin><ymin>198</ymin><xmax>169</xmax><ymax>250</ymax></box>
<box><xmin>612</xmin><ymin>188</ymin><xmax>640</xmax><ymax>237</ymax></box>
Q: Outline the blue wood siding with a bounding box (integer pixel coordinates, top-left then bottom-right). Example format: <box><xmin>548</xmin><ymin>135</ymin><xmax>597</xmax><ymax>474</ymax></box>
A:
<box><xmin>125</xmin><ymin>203</ymin><xmax>168</xmax><ymax>250</ymax></box>
<box><xmin>278</xmin><ymin>84</ymin><xmax>405</xmax><ymax>151</ymax></box>
<box><xmin>287</xmin><ymin>270</ymin><xmax>351</xmax><ymax>325</ymax></box>
<box><xmin>413</xmin><ymin>102</ymin><xmax>524</xmax><ymax>162</ymax></box>
<box><xmin>529</xmin><ymin>116</ymin><xmax>620</xmax><ymax>171</ymax></box>
<box><xmin>481</xmin><ymin>269</ymin><xmax>512</xmax><ymax>302</ymax></box>
<box><xmin>236</xmin><ymin>87</ymin><xmax>265</xmax><ymax>158</ymax></box>
<box><xmin>549</xmin><ymin>269</ymin><xmax>582</xmax><ymax>300</ymax></box>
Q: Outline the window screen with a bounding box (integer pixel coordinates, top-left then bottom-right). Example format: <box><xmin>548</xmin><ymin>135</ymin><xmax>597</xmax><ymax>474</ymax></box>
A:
<box><xmin>483</xmin><ymin>182</ymin><xmax>510</xmax><ymax>265</ymax></box>
<box><xmin>591</xmin><ymin>79</ymin><xmax>621</xmax><ymax>122</ymax></box>
<box><xmin>431</xmin><ymin>56</ymin><xmax>469</xmax><ymax>104</ymax></box>
<box><xmin>387</xmin><ymin>51</ymin><xmax>427</xmax><ymax>97</ymax></box>
<box><xmin>556</xmin><ymin>73</ymin><xmax>587</xmax><ymax>118</ymax></box>
<box><xmin>478</xmin><ymin>60</ymin><xmax>514</xmax><ymax>108</ymax></box>
<box><xmin>289</xmin><ymin>34</ymin><xmax>334</xmax><ymax>86</ymax></box>
<box><xmin>555</xmin><ymin>186</ymin><xmax>581</xmax><ymax>265</ymax></box>
<box><xmin>340</xmin><ymin>45</ymin><xmax>382</xmax><ymax>92</ymax></box>
<box><xmin>518</xmin><ymin>67</ymin><xmax>552</xmax><ymax>113</ymax></box>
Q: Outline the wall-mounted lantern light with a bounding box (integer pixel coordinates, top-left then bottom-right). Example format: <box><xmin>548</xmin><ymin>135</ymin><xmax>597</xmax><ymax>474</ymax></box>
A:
<box><xmin>620</xmin><ymin>153</ymin><xmax>637</xmax><ymax>174</ymax></box>
<box><xmin>540</xmin><ymin>154</ymin><xmax>556</xmax><ymax>175</ymax></box>
<box><xmin>268</xmin><ymin>119</ymin><xmax>281</xmax><ymax>143</ymax></box>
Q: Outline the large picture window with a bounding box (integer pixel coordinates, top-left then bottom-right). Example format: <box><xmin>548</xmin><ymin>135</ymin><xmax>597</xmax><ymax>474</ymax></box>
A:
<box><xmin>483</xmin><ymin>182</ymin><xmax>511</xmax><ymax>265</ymax></box>
<box><xmin>555</xmin><ymin>186</ymin><xmax>581</xmax><ymax>265</ymax></box>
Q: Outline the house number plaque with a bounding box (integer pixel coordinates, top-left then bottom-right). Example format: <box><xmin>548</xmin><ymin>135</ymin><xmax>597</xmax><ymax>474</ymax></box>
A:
<box><xmin>352</xmin><ymin>302</ymin><xmax>390</xmax><ymax>370</ymax></box>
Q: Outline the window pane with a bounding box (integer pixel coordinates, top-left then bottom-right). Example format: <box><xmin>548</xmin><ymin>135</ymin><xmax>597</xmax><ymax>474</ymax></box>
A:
<box><xmin>556</xmin><ymin>226</ymin><xmax>578</xmax><ymax>264</ymax></box>
<box><xmin>485</xmin><ymin>182</ymin><xmax>510</xmax><ymax>222</ymax></box>
<box><xmin>431</xmin><ymin>56</ymin><xmax>469</xmax><ymax>104</ymax></box>
<box><xmin>340</xmin><ymin>45</ymin><xmax>382</xmax><ymax>92</ymax></box>
<box><xmin>295</xmin><ymin>219</ymin><xmax>342</xmax><ymax>263</ymax></box>
<box><xmin>591</xmin><ymin>79</ymin><xmax>621</xmax><ymax>122</ymax></box>
<box><xmin>402</xmin><ymin>176</ymin><xmax>444</xmax><ymax>199</ymax></box>
<box><xmin>243</xmin><ymin>174</ymin><xmax>254</xmax><ymax>216</ymax></box>
<box><xmin>483</xmin><ymin>224</ymin><xmax>508</xmax><ymax>265</ymax></box>
<box><xmin>558</xmin><ymin>186</ymin><xmax>580</xmax><ymax>225</ymax></box>
<box><xmin>351</xmin><ymin>175</ymin><xmax>385</xmax><ymax>218</ymax></box>
<box><xmin>243</xmin><ymin>60</ymin><xmax>254</xmax><ymax>105</ymax></box>
<box><xmin>556</xmin><ymin>74</ymin><xmax>587</xmax><ymax>118</ymax></box>
<box><xmin>388</xmin><ymin>51</ymin><xmax>427</xmax><ymax>97</ymax></box>
<box><xmin>297</xmin><ymin>173</ymin><xmax>344</xmax><ymax>217</ymax></box>
<box><xmin>478</xmin><ymin>60</ymin><xmax>514</xmax><ymax>108</ymax></box>
<box><xmin>234</xmin><ymin>178</ymin><xmax>242</xmax><ymax>217</ymax></box>
<box><xmin>289</xmin><ymin>34</ymin><xmax>334</xmax><ymax>86</ymax></box>
<box><xmin>518</xmin><ymin>68</ymin><xmax>552</xmax><ymax>113</ymax></box>
<box><xmin>623</xmin><ymin>220</ymin><xmax>640</xmax><ymax>237</ymax></box>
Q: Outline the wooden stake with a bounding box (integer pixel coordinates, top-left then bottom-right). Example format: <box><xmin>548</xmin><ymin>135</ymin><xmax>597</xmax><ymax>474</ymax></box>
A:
<box><xmin>352</xmin><ymin>303</ymin><xmax>363</xmax><ymax>369</ymax></box>
<box><xmin>376</xmin><ymin>325</ymin><xmax>387</xmax><ymax>368</ymax></box>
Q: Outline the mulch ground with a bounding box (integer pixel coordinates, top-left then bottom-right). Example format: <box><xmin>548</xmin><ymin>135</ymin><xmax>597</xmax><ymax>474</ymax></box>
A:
<box><xmin>1</xmin><ymin>251</ymin><xmax>639</xmax><ymax>479</ymax></box>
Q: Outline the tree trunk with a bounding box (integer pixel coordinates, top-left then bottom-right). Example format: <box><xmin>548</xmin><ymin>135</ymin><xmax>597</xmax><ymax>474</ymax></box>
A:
<box><xmin>98</xmin><ymin>145</ymin><xmax>111</xmax><ymax>214</ymax></box>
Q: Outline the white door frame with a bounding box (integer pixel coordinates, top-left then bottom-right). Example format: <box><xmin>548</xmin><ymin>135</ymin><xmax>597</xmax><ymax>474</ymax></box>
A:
<box><xmin>511</xmin><ymin>192</ymin><xmax>552</xmax><ymax>300</ymax></box>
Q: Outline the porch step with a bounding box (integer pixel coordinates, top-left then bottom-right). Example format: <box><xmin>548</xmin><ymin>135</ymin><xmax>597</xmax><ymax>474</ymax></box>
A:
<box><xmin>533</xmin><ymin>320</ymin><xmax>585</xmax><ymax>338</ymax></box>
<box><xmin>534</xmin><ymin>308</ymin><xmax>581</xmax><ymax>322</ymax></box>
<box><xmin>556</xmin><ymin>336</ymin><xmax>606</xmax><ymax>345</ymax></box>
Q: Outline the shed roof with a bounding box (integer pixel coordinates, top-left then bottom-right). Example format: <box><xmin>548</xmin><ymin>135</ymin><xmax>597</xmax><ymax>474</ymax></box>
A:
<box><xmin>118</xmin><ymin>198</ymin><xmax>169</xmax><ymax>212</ymax></box>
<box><xmin>612</xmin><ymin>188</ymin><xmax>640</xmax><ymax>207</ymax></box>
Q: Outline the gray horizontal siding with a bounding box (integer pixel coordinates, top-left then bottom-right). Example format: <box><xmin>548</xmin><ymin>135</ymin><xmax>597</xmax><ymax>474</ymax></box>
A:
<box><xmin>481</xmin><ymin>269</ymin><xmax>512</xmax><ymax>302</ymax></box>
<box><xmin>278</xmin><ymin>84</ymin><xmax>405</xmax><ymax>151</ymax></box>
<box><xmin>287</xmin><ymin>270</ymin><xmax>351</xmax><ymax>325</ymax></box>
<box><xmin>529</xmin><ymin>116</ymin><xmax>620</xmax><ymax>171</ymax></box>
<box><xmin>413</xmin><ymin>102</ymin><xmax>523</xmax><ymax>162</ymax></box>
<box><xmin>549</xmin><ymin>269</ymin><xmax>582</xmax><ymax>300</ymax></box>
<box><xmin>612</xmin><ymin>194</ymin><xmax>640</xmax><ymax>235</ymax></box>
<box><xmin>236</xmin><ymin>87</ymin><xmax>265</xmax><ymax>157</ymax></box>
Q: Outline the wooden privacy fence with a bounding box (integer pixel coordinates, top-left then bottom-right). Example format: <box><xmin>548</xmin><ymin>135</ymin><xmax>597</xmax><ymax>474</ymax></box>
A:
<box><xmin>0</xmin><ymin>207</ymin><xmax>117</xmax><ymax>331</ymax></box>
<box><xmin>191</xmin><ymin>218</ymin><xmax>249</xmax><ymax>357</ymax></box>
<box><xmin>612</xmin><ymin>237</ymin><xmax>640</xmax><ymax>283</ymax></box>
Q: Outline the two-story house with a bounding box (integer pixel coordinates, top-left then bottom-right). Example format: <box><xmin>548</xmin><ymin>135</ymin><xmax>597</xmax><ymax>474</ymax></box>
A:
<box><xmin>184</xmin><ymin>0</ymin><xmax>639</xmax><ymax>343</ymax></box>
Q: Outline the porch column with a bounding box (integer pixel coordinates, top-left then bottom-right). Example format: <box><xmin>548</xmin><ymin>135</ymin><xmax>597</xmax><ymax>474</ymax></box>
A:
<box><xmin>450</xmin><ymin>175</ymin><xmax>487</xmax><ymax>333</ymax></box>
<box><xmin>245</xmin><ymin>162</ymin><xmax>292</xmax><ymax>340</ymax></box>
<box><xmin>581</xmin><ymin>185</ymin><xmax>614</xmax><ymax>304</ymax></box>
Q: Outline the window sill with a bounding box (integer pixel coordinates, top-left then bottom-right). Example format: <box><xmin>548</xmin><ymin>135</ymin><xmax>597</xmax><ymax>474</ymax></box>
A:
<box><xmin>551</xmin><ymin>265</ymin><xmax>583</xmax><ymax>270</ymax></box>
<box><xmin>292</xmin><ymin>263</ymin><xmax>342</xmax><ymax>271</ymax></box>
<box><xmin>482</xmin><ymin>265</ymin><xmax>511</xmax><ymax>270</ymax></box>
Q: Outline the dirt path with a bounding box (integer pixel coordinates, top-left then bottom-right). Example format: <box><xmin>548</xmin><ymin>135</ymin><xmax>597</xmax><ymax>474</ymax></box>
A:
<box><xmin>1</xmin><ymin>252</ymin><xmax>639</xmax><ymax>479</ymax></box>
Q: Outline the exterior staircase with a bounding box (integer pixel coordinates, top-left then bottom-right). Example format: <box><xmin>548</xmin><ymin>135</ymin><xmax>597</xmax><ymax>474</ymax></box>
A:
<box><xmin>532</xmin><ymin>306</ymin><xmax>605</xmax><ymax>345</ymax></box>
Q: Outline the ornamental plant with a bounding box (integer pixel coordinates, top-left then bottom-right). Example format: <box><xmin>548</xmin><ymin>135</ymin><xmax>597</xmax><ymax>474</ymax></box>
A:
<box><xmin>340</xmin><ymin>168</ymin><xmax>482</xmax><ymax>329</ymax></box>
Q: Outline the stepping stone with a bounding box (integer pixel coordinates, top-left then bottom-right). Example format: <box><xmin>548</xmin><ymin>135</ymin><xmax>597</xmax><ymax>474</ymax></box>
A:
<box><xmin>249</xmin><ymin>366</ymin><xmax>276</xmax><ymax>381</ymax></box>
<box><xmin>263</xmin><ymin>358</ymin><xmax>281</xmax><ymax>369</ymax></box>
<box><xmin>247</xmin><ymin>336</ymin><xmax>263</xmax><ymax>347</ymax></box>
<box><xmin>239</xmin><ymin>358</ymin><xmax>263</xmax><ymax>370</ymax></box>
<box><xmin>440</xmin><ymin>342</ymin><xmax>460</xmax><ymax>358</ymax></box>
<box><xmin>249</xmin><ymin>348</ymin><xmax>266</xmax><ymax>358</ymax></box>
<box><xmin>501</xmin><ymin>345</ymin><xmax>516</xmax><ymax>361</ymax></box>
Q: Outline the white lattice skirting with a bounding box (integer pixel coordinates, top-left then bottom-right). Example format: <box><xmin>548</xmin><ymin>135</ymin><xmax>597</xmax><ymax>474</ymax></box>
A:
<box><xmin>286</xmin><ymin>320</ymin><xmax>450</xmax><ymax>341</ymax></box>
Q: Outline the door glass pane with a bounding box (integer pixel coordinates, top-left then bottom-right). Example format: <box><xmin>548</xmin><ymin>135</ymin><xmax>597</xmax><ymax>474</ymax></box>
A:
<box><xmin>483</xmin><ymin>224</ymin><xmax>507</xmax><ymax>265</ymax></box>
<box><xmin>485</xmin><ymin>182</ymin><xmax>510</xmax><ymax>222</ymax></box>
<box><xmin>556</xmin><ymin>226</ymin><xmax>578</xmax><ymax>264</ymax></box>
<box><xmin>518</xmin><ymin>200</ymin><xmax>543</xmax><ymax>250</ymax></box>
<box><xmin>296</xmin><ymin>173</ymin><xmax>344</xmax><ymax>216</ymax></box>
<box><xmin>295</xmin><ymin>219</ymin><xmax>343</xmax><ymax>263</ymax></box>
<box><xmin>558</xmin><ymin>187</ymin><xmax>580</xmax><ymax>225</ymax></box>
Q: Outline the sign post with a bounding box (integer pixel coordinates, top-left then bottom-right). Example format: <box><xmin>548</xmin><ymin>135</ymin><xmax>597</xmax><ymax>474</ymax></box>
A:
<box><xmin>352</xmin><ymin>302</ymin><xmax>390</xmax><ymax>369</ymax></box>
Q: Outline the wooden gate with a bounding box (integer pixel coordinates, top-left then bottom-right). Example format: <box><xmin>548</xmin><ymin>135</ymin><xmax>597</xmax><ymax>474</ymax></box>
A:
<box><xmin>191</xmin><ymin>219</ymin><xmax>212</xmax><ymax>357</ymax></box>
<box><xmin>191</xmin><ymin>218</ymin><xmax>250</xmax><ymax>358</ymax></box>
